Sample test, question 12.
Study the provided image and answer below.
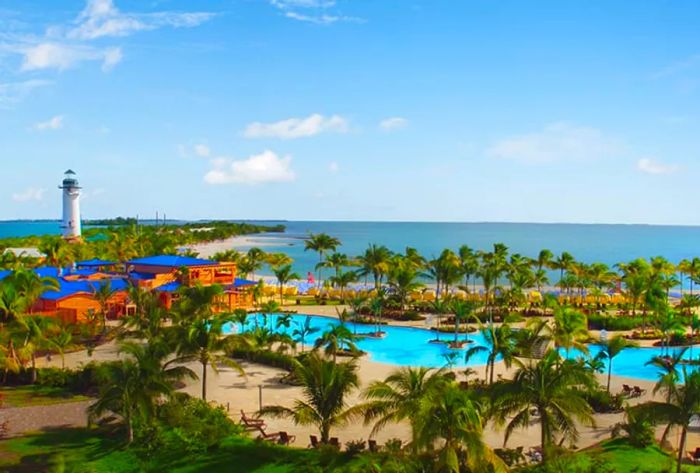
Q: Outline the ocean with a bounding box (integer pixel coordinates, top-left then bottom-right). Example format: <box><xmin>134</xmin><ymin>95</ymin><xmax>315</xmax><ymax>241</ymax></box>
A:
<box><xmin>3</xmin><ymin>220</ymin><xmax>698</xmax><ymax>276</ymax></box>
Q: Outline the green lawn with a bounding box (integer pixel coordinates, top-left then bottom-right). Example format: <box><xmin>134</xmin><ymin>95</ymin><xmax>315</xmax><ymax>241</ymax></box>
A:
<box><xmin>0</xmin><ymin>386</ymin><xmax>90</xmax><ymax>408</ymax></box>
<box><xmin>0</xmin><ymin>427</ymin><xmax>341</xmax><ymax>473</ymax></box>
<box><xmin>528</xmin><ymin>438</ymin><xmax>700</xmax><ymax>473</ymax></box>
<box><xmin>3</xmin><ymin>427</ymin><xmax>698</xmax><ymax>473</ymax></box>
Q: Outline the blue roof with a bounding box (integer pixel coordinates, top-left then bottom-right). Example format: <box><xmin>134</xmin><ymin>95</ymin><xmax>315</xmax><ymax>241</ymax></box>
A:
<box><xmin>234</xmin><ymin>278</ymin><xmax>256</xmax><ymax>287</ymax></box>
<box><xmin>127</xmin><ymin>255</ymin><xmax>217</xmax><ymax>268</ymax></box>
<box><xmin>40</xmin><ymin>278</ymin><xmax>129</xmax><ymax>301</ymax></box>
<box><xmin>156</xmin><ymin>281</ymin><xmax>182</xmax><ymax>292</ymax></box>
<box><xmin>76</xmin><ymin>258</ymin><xmax>117</xmax><ymax>267</ymax></box>
<box><xmin>0</xmin><ymin>270</ymin><xmax>10</xmax><ymax>281</ymax></box>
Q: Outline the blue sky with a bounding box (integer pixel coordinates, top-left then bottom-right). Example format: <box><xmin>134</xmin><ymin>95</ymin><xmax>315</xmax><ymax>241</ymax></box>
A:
<box><xmin>1</xmin><ymin>0</ymin><xmax>699</xmax><ymax>224</ymax></box>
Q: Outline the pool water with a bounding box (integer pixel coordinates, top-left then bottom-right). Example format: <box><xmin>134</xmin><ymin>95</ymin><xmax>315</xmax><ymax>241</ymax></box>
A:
<box><xmin>226</xmin><ymin>314</ymin><xmax>700</xmax><ymax>382</ymax></box>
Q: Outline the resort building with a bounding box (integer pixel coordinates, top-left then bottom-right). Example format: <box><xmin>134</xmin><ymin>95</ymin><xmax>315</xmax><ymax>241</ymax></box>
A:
<box><xmin>0</xmin><ymin>255</ymin><xmax>255</xmax><ymax>325</ymax></box>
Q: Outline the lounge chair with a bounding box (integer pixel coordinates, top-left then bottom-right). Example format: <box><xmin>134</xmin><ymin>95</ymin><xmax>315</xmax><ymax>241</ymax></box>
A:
<box><xmin>254</xmin><ymin>425</ymin><xmax>281</xmax><ymax>441</ymax></box>
<box><xmin>240</xmin><ymin>410</ymin><xmax>266</xmax><ymax>429</ymax></box>
<box><xmin>368</xmin><ymin>439</ymin><xmax>378</xmax><ymax>453</ymax></box>
<box><xmin>633</xmin><ymin>386</ymin><xmax>646</xmax><ymax>397</ymax></box>
<box><xmin>688</xmin><ymin>448</ymin><xmax>700</xmax><ymax>465</ymax></box>
<box><xmin>309</xmin><ymin>435</ymin><xmax>319</xmax><ymax>448</ymax></box>
<box><xmin>329</xmin><ymin>437</ymin><xmax>340</xmax><ymax>448</ymax></box>
<box><xmin>622</xmin><ymin>384</ymin><xmax>633</xmax><ymax>396</ymax></box>
<box><xmin>527</xmin><ymin>446</ymin><xmax>543</xmax><ymax>463</ymax></box>
<box><xmin>278</xmin><ymin>431</ymin><xmax>296</xmax><ymax>446</ymax></box>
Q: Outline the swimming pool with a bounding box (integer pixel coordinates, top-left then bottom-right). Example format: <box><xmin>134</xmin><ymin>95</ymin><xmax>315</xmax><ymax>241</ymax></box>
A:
<box><xmin>226</xmin><ymin>313</ymin><xmax>700</xmax><ymax>382</ymax></box>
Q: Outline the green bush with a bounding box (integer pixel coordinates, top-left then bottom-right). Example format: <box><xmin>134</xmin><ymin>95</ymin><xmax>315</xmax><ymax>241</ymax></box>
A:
<box><xmin>581</xmin><ymin>389</ymin><xmax>624</xmax><ymax>413</ymax></box>
<box><xmin>227</xmin><ymin>348</ymin><xmax>297</xmax><ymax>371</ymax></box>
<box><xmin>140</xmin><ymin>397</ymin><xmax>242</xmax><ymax>455</ymax></box>
<box><xmin>588</xmin><ymin>314</ymin><xmax>644</xmax><ymax>331</ymax></box>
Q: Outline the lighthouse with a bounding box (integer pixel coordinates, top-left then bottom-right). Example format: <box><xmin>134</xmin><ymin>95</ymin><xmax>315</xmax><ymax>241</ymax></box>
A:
<box><xmin>59</xmin><ymin>169</ymin><xmax>81</xmax><ymax>240</ymax></box>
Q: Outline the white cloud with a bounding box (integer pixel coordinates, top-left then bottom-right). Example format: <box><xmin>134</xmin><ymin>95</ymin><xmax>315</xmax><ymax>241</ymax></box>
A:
<box><xmin>379</xmin><ymin>117</ymin><xmax>408</xmax><ymax>131</ymax></box>
<box><xmin>33</xmin><ymin>115</ymin><xmax>64</xmax><ymax>130</ymax></box>
<box><xmin>269</xmin><ymin>0</ymin><xmax>361</xmax><ymax>24</ymax></box>
<box><xmin>101</xmin><ymin>47</ymin><xmax>122</xmax><ymax>71</ymax></box>
<box><xmin>204</xmin><ymin>150</ymin><xmax>296</xmax><ymax>185</ymax></box>
<box><xmin>0</xmin><ymin>80</ymin><xmax>51</xmax><ymax>106</ymax></box>
<box><xmin>20</xmin><ymin>42</ymin><xmax>121</xmax><ymax>72</ymax></box>
<box><xmin>637</xmin><ymin>157</ymin><xmax>679</xmax><ymax>175</ymax></box>
<box><xmin>12</xmin><ymin>187</ymin><xmax>45</xmax><ymax>202</ymax></box>
<box><xmin>487</xmin><ymin>122</ymin><xmax>621</xmax><ymax>164</ymax></box>
<box><xmin>194</xmin><ymin>143</ymin><xmax>210</xmax><ymax>157</ymax></box>
<box><xmin>243</xmin><ymin>113</ymin><xmax>348</xmax><ymax>139</ymax></box>
<box><xmin>68</xmin><ymin>0</ymin><xmax>215</xmax><ymax>40</ymax></box>
<box><xmin>328</xmin><ymin>161</ymin><xmax>339</xmax><ymax>173</ymax></box>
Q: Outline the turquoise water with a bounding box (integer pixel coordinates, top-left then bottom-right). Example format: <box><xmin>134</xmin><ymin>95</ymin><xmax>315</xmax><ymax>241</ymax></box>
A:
<box><xmin>226</xmin><ymin>221</ymin><xmax>700</xmax><ymax>277</ymax></box>
<box><xmin>4</xmin><ymin>220</ymin><xmax>700</xmax><ymax>277</ymax></box>
<box><xmin>228</xmin><ymin>313</ymin><xmax>700</xmax><ymax>382</ymax></box>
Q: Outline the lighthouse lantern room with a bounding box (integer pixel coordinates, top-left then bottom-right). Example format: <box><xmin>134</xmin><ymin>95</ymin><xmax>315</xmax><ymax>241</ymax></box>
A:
<box><xmin>59</xmin><ymin>169</ymin><xmax>81</xmax><ymax>240</ymax></box>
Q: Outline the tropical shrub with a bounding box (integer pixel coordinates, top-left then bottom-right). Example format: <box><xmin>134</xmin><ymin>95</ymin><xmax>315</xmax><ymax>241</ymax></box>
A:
<box><xmin>140</xmin><ymin>397</ymin><xmax>241</xmax><ymax>455</ymax></box>
<box><xmin>227</xmin><ymin>348</ymin><xmax>297</xmax><ymax>371</ymax></box>
<box><xmin>610</xmin><ymin>407</ymin><xmax>655</xmax><ymax>448</ymax></box>
<box><xmin>580</xmin><ymin>389</ymin><xmax>624</xmax><ymax>413</ymax></box>
<box><xmin>588</xmin><ymin>314</ymin><xmax>644</xmax><ymax>331</ymax></box>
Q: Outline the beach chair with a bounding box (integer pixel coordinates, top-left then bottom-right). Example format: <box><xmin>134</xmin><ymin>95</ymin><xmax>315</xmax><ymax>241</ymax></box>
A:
<box><xmin>633</xmin><ymin>386</ymin><xmax>646</xmax><ymax>397</ymax></box>
<box><xmin>329</xmin><ymin>437</ymin><xmax>340</xmax><ymax>449</ymax></box>
<box><xmin>254</xmin><ymin>425</ymin><xmax>281</xmax><ymax>441</ymax></box>
<box><xmin>688</xmin><ymin>447</ymin><xmax>700</xmax><ymax>465</ymax></box>
<box><xmin>277</xmin><ymin>431</ymin><xmax>296</xmax><ymax>446</ymax></box>
<box><xmin>526</xmin><ymin>446</ymin><xmax>543</xmax><ymax>463</ymax></box>
<box><xmin>240</xmin><ymin>410</ymin><xmax>266</xmax><ymax>429</ymax></box>
<box><xmin>621</xmin><ymin>385</ymin><xmax>633</xmax><ymax>397</ymax></box>
<box><xmin>309</xmin><ymin>435</ymin><xmax>319</xmax><ymax>448</ymax></box>
<box><xmin>368</xmin><ymin>439</ymin><xmax>379</xmax><ymax>453</ymax></box>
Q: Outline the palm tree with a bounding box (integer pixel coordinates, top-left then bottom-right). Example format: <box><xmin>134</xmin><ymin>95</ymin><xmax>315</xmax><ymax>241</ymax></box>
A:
<box><xmin>265</xmin><ymin>252</ymin><xmax>292</xmax><ymax>270</ymax></box>
<box><xmin>553</xmin><ymin>252</ymin><xmax>575</xmax><ymax>293</ymax></box>
<box><xmin>314</xmin><ymin>324</ymin><xmax>358</xmax><ymax>362</ymax></box>
<box><xmin>465</xmin><ymin>322</ymin><xmax>518</xmax><ymax>384</ymax></box>
<box><xmin>175</xmin><ymin>311</ymin><xmax>244</xmax><ymax>400</ymax></box>
<box><xmin>494</xmin><ymin>350</ymin><xmax>596</xmax><ymax>463</ymax></box>
<box><xmin>413</xmin><ymin>383</ymin><xmax>504</xmax><ymax>473</ymax></box>
<box><xmin>47</xmin><ymin>325</ymin><xmax>74</xmax><ymax>370</ymax></box>
<box><xmin>596</xmin><ymin>335</ymin><xmax>637</xmax><ymax>393</ymax></box>
<box><xmin>92</xmin><ymin>280</ymin><xmax>116</xmax><ymax>335</ymax></box>
<box><xmin>88</xmin><ymin>340</ymin><xmax>195</xmax><ymax>443</ymax></box>
<box><xmin>259</xmin><ymin>353</ymin><xmax>359</xmax><ymax>443</ymax></box>
<box><xmin>451</xmin><ymin>299</ymin><xmax>477</xmax><ymax>346</ymax></box>
<box><xmin>304</xmin><ymin>233</ymin><xmax>341</xmax><ymax>287</ymax></box>
<box><xmin>245</xmin><ymin>247</ymin><xmax>267</xmax><ymax>281</ymax></box>
<box><xmin>319</xmin><ymin>252</ymin><xmax>350</xmax><ymax>281</ymax></box>
<box><xmin>357</xmin><ymin>244</ymin><xmax>392</xmax><ymax>290</ymax></box>
<box><xmin>359</xmin><ymin>366</ymin><xmax>448</xmax><ymax>449</ymax></box>
<box><xmin>14</xmin><ymin>315</ymin><xmax>55</xmax><ymax>383</ymax></box>
<box><xmin>387</xmin><ymin>259</ymin><xmax>424</xmax><ymax>312</ymax></box>
<box><xmin>329</xmin><ymin>270</ymin><xmax>358</xmax><ymax>302</ymax></box>
<box><xmin>292</xmin><ymin>315</ymin><xmax>319</xmax><ymax>353</ymax></box>
<box><xmin>655</xmin><ymin>306</ymin><xmax>685</xmax><ymax>352</ymax></box>
<box><xmin>231</xmin><ymin>308</ymin><xmax>248</xmax><ymax>334</ymax></box>
<box><xmin>550</xmin><ymin>304</ymin><xmax>589</xmax><ymax>359</ymax></box>
<box><xmin>635</xmin><ymin>369</ymin><xmax>700</xmax><ymax>473</ymax></box>
<box><xmin>272</xmin><ymin>264</ymin><xmax>300</xmax><ymax>305</ymax></box>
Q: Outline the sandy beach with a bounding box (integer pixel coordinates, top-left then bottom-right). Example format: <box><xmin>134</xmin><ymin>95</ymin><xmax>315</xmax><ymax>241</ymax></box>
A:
<box><xmin>187</xmin><ymin>235</ymin><xmax>294</xmax><ymax>258</ymax></box>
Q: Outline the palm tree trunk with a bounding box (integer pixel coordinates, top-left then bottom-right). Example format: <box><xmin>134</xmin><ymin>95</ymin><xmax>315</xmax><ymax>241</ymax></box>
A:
<box><xmin>677</xmin><ymin>426</ymin><xmax>688</xmax><ymax>473</ymax></box>
<box><xmin>201</xmin><ymin>359</ymin><xmax>208</xmax><ymax>400</ymax></box>
<box><xmin>31</xmin><ymin>354</ymin><xmax>37</xmax><ymax>384</ymax></box>
<box><xmin>540</xmin><ymin>411</ymin><xmax>548</xmax><ymax>464</ymax></box>
<box><xmin>127</xmin><ymin>413</ymin><xmax>134</xmax><ymax>444</ymax></box>
<box><xmin>607</xmin><ymin>360</ymin><xmax>612</xmax><ymax>393</ymax></box>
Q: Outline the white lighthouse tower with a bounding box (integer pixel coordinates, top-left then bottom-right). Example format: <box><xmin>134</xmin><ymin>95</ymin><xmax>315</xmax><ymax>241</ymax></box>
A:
<box><xmin>59</xmin><ymin>169</ymin><xmax>81</xmax><ymax>240</ymax></box>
